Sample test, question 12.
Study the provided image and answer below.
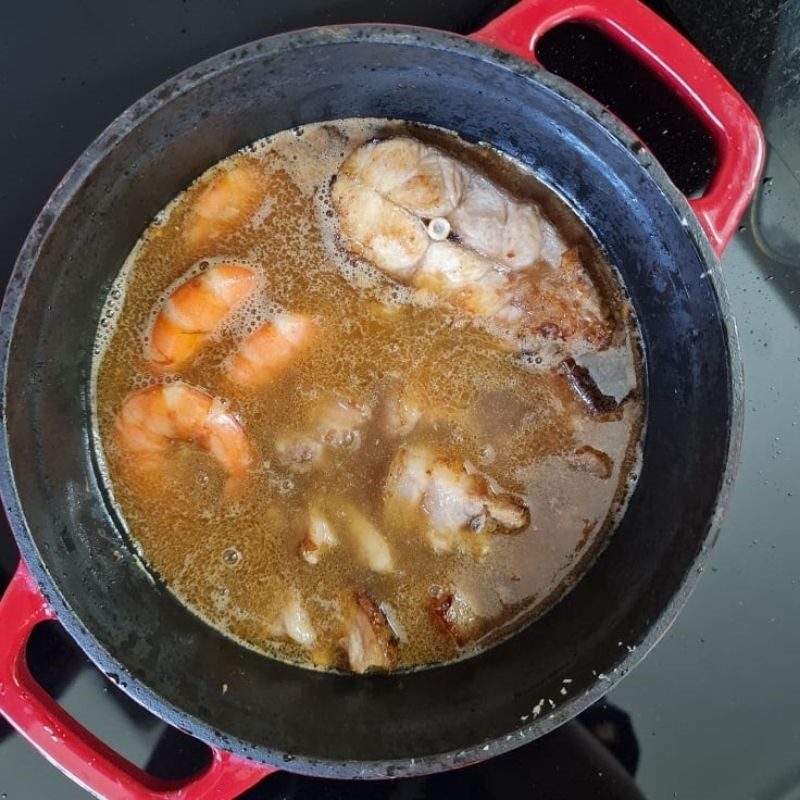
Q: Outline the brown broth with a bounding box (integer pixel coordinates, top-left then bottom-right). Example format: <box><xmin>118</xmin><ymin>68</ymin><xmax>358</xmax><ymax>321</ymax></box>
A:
<box><xmin>92</xmin><ymin>119</ymin><xmax>643</xmax><ymax>672</ymax></box>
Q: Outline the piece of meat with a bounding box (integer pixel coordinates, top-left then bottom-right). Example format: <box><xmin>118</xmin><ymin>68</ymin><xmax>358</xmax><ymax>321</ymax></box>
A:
<box><xmin>384</xmin><ymin>445</ymin><xmax>529</xmax><ymax>556</ymax></box>
<box><xmin>337</xmin><ymin>501</ymin><xmax>394</xmax><ymax>574</ymax></box>
<box><xmin>343</xmin><ymin>137</ymin><xmax>468</xmax><ymax>217</ymax></box>
<box><xmin>299</xmin><ymin>504</ymin><xmax>339</xmax><ymax>565</ymax></box>
<box><xmin>428</xmin><ymin>586</ymin><xmax>483</xmax><ymax>646</ymax></box>
<box><xmin>450</xmin><ymin>174</ymin><xmax>543</xmax><ymax>270</ymax></box>
<box><xmin>275</xmin><ymin>434</ymin><xmax>324</xmax><ymax>473</ymax></box>
<box><xmin>313</xmin><ymin>397</ymin><xmax>371</xmax><ymax>449</ymax></box>
<box><xmin>275</xmin><ymin>396</ymin><xmax>371</xmax><ymax>473</ymax></box>
<box><xmin>381</xmin><ymin>376</ymin><xmax>423</xmax><ymax>437</ymax></box>
<box><xmin>331</xmin><ymin>176</ymin><xmax>428</xmax><ymax>282</ymax></box>
<box><xmin>513</xmin><ymin>248</ymin><xmax>612</xmax><ymax>349</ymax></box>
<box><xmin>566</xmin><ymin>445</ymin><xmax>614</xmax><ymax>480</ymax></box>
<box><xmin>299</xmin><ymin>496</ymin><xmax>393</xmax><ymax>573</ymax></box>
<box><xmin>340</xmin><ymin>590</ymin><xmax>399</xmax><ymax>673</ymax></box>
<box><xmin>557</xmin><ymin>358</ymin><xmax>623</xmax><ymax>417</ymax></box>
<box><xmin>269</xmin><ymin>597</ymin><xmax>317</xmax><ymax>648</ymax></box>
<box><xmin>414</xmin><ymin>241</ymin><xmax>511</xmax><ymax>317</ymax></box>
<box><xmin>332</xmin><ymin>137</ymin><xmax>613</xmax><ymax>353</ymax></box>
<box><xmin>380</xmin><ymin>375</ymin><xmax>466</xmax><ymax>438</ymax></box>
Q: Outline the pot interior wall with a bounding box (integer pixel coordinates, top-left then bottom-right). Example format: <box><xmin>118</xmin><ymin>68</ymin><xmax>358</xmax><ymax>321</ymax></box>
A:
<box><xmin>2</xmin><ymin>30</ymin><xmax>734</xmax><ymax>772</ymax></box>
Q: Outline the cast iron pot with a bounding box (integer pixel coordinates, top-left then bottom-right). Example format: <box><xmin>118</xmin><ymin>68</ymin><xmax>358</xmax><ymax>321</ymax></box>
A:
<box><xmin>0</xmin><ymin>0</ymin><xmax>764</xmax><ymax>796</ymax></box>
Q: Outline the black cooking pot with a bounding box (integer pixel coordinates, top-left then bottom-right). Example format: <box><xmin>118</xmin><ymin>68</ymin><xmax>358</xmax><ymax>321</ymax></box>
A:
<box><xmin>0</xmin><ymin>0</ymin><xmax>764</xmax><ymax>796</ymax></box>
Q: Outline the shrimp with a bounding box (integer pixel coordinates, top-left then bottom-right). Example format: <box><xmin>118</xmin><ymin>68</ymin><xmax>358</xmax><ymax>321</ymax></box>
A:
<box><xmin>332</xmin><ymin>137</ymin><xmax>612</xmax><ymax>352</ymax></box>
<box><xmin>339</xmin><ymin>590</ymin><xmax>398</xmax><ymax>673</ymax></box>
<box><xmin>225</xmin><ymin>313</ymin><xmax>316</xmax><ymax>389</ymax></box>
<box><xmin>148</xmin><ymin>263</ymin><xmax>257</xmax><ymax>372</ymax></box>
<box><xmin>384</xmin><ymin>445</ymin><xmax>529</xmax><ymax>557</ymax></box>
<box><xmin>184</xmin><ymin>161</ymin><xmax>265</xmax><ymax>248</ymax></box>
<box><xmin>113</xmin><ymin>382</ymin><xmax>253</xmax><ymax>497</ymax></box>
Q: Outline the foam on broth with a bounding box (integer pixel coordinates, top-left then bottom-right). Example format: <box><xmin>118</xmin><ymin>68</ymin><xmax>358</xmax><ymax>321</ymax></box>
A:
<box><xmin>92</xmin><ymin>119</ymin><xmax>643</xmax><ymax>672</ymax></box>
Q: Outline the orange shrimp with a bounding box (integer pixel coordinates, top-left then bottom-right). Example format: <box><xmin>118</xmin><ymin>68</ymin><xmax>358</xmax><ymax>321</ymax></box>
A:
<box><xmin>148</xmin><ymin>263</ymin><xmax>257</xmax><ymax>372</ymax></box>
<box><xmin>225</xmin><ymin>313</ymin><xmax>316</xmax><ymax>389</ymax></box>
<box><xmin>184</xmin><ymin>161</ymin><xmax>264</xmax><ymax>248</ymax></box>
<box><xmin>113</xmin><ymin>382</ymin><xmax>254</xmax><ymax>497</ymax></box>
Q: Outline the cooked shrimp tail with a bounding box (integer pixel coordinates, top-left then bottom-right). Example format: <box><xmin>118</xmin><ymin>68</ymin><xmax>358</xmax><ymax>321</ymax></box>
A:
<box><xmin>226</xmin><ymin>312</ymin><xmax>316</xmax><ymax>389</ymax></box>
<box><xmin>148</xmin><ymin>263</ymin><xmax>257</xmax><ymax>371</ymax></box>
<box><xmin>113</xmin><ymin>382</ymin><xmax>253</xmax><ymax>498</ymax></box>
<box><xmin>184</xmin><ymin>161</ymin><xmax>265</xmax><ymax>248</ymax></box>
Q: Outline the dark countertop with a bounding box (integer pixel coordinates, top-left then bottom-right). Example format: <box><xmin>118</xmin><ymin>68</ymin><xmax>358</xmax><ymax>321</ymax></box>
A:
<box><xmin>1</xmin><ymin>2</ymin><xmax>798</xmax><ymax>798</ymax></box>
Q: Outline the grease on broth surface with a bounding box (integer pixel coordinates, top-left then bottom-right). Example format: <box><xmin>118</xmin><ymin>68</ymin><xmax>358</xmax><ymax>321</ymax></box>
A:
<box><xmin>92</xmin><ymin>119</ymin><xmax>643</xmax><ymax>673</ymax></box>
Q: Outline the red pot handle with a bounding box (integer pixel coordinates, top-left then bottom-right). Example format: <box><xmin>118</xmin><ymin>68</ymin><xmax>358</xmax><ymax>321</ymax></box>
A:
<box><xmin>0</xmin><ymin>561</ymin><xmax>276</xmax><ymax>799</ymax></box>
<box><xmin>470</xmin><ymin>0</ymin><xmax>765</xmax><ymax>257</ymax></box>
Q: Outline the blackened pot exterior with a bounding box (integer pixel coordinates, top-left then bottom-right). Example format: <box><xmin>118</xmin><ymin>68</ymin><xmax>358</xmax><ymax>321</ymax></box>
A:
<box><xmin>0</xmin><ymin>26</ymin><xmax>742</xmax><ymax>777</ymax></box>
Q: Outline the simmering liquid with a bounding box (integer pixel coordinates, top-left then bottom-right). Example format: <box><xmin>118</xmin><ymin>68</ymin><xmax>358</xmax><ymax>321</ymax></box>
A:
<box><xmin>92</xmin><ymin>119</ymin><xmax>643</xmax><ymax>672</ymax></box>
